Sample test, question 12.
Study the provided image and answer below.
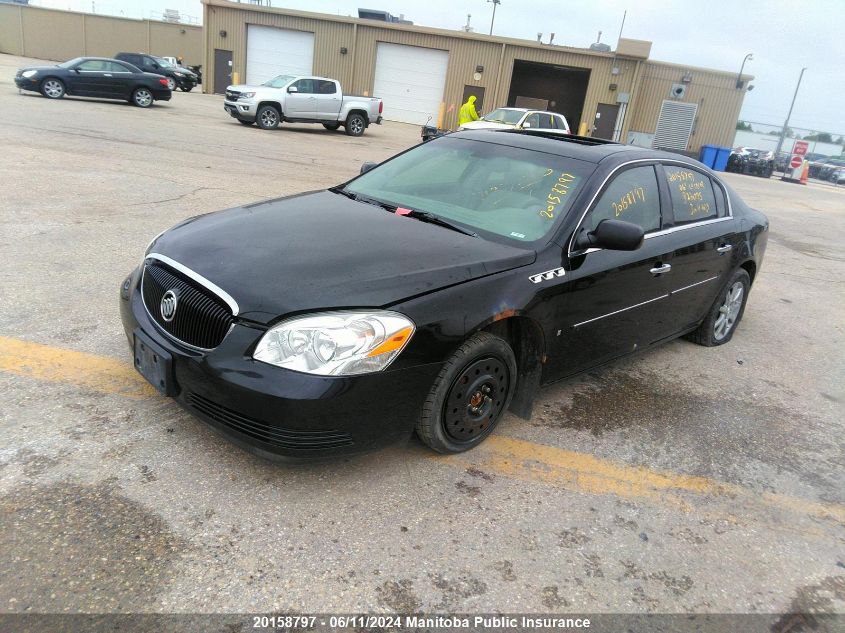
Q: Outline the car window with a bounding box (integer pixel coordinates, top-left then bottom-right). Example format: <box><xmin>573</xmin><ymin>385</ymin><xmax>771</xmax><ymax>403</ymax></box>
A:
<box><xmin>143</xmin><ymin>57</ymin><xmax>158</xmax><ymax>68</ymax></box>
<box><xmin>292</xmin><ymin>79</ymin><xmax>315</xmax><ymax>94</ymax></box>
<box><xmin>554</xmin><ymin>115</ymin><xmax>568</xmax><ymax>131</ymax></box>
<box><xmin>536</xmin><ymin>113</ymin><xmax>554</xmax><ymax>129</ymax></box>
<box><xmin>344</xmin><ymin>136</ymin><xmax>594</xmax><ymax>244</ymax></box>
<box><xmin>76</xmin><ymin>60</ymin><xmax>110</xmax><ymax>71</ymax></box>
<box><xmin>663</xmin><ymin>165</ymin><xmax>722</xmax><ymax>225</ymax></box>
<box><xmin>483</xmin><ymin>109</ymin><xmax>524</xmax><ymax>124</ymax></box>
<box><xmin>105</xmin><ymin>61</ymin><xmax>130</xmax><ymax>72</ymax></box>
<box><xmin>317</xmin><ymin>80</ymin><xmax>337</xmax><ymax>94</ymax></box>
<box><xmin>586</xmin><ymin>165</ymin><xmax>661</xmax><ymax>233</ymax></box>
<box><xmin>523</xmin><ymin>113</ymin><xmax>540</xmax><ymax>128</ymax></box>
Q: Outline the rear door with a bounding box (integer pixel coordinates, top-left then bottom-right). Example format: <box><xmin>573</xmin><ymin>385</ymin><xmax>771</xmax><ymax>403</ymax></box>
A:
<box><xmin>314</xmin><ymin>79</ymin><xmax>341</xmax><ymax>120</ymax></box>
<box><xmin>546</xmin><ymin>163</ymin><xmax>676</xmax><ymax>379</ymax></box>
<box><xmin>285</xmin><ymin>78</ymin><xmax>316</xmax><ymax>118</ymax></box>
<box><xmin>102</xmin><ymin>61</ymin><xmax>134</xmax><ymax>97</ymax></box>
<box><xmin>658</xmin><ymin>163</ymin><xmax>741</xmax><ymax>334</ymax></box>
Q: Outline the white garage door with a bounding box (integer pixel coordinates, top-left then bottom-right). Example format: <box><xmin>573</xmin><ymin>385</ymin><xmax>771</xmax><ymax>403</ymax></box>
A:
<box><xmin>373</xmin><ymin>43</ymin><xmax>449</xmax><ymax>125</ymax></box>
<box><xmin>246</xmin><ymin>25</ymin><xmax>314</xmax><ymax>85</ymax></box>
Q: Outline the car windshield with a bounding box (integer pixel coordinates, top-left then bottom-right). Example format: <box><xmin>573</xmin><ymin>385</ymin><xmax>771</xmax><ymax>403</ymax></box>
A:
<box><xmin>58</xmin><ymin>58</ymin><xmax>86</xmax><ymax>68</ymax></box>
<box><xmin>343</xmin><ymin>137</ymin><xmax>593</xmax><ymax>244</ymax></box>
<box><xmin>262</xmin><ymin>74</ymin><xmax>295</xmax><ymax>88</ymax></box>
<box><xmin>482</xmin><ymin>109</ymin><xmax>525</xmax><ymax>124</ymax></box>
<box><xmin>155</xmin><ymin>57</ymin><xmax>175</xmax><ymax>67</ymax></box>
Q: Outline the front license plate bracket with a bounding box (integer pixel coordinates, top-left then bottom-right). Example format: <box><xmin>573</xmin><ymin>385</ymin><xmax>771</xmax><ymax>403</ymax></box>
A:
<box><xmin>134</xmin><ymin>330</ymin><xmax>178</xmax><ymax>396</ymax></box>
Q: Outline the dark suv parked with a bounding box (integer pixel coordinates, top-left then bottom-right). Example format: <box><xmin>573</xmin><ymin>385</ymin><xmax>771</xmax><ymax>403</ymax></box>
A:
<box><xmin>115</xmin><ymin>53</ymin><xmax>197</xmax><ymax>92</ymax></box>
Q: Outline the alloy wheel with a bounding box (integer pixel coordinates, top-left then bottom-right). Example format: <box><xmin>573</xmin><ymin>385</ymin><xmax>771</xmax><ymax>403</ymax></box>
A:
<box><xmin>350</xmin><ymin>118</ymin><xmax>364</xmax><ymax>135</ymax></box>
<box><xmin>43</xmin><ymin>80</ymin><xmax>64</xmax><ymax>98</ymax></box>
<box><xmin>134</xmin><ymin>89</ymin><xmax>153</xmax><ymax>107</ymax></box>
<box><xmin>714</xmin><ymin>281</ymin><xmax>744</xmax><ymax>341</ymax></box>
<box><xmin>260</xmin><ymin>108</ymin><xmax>278</xmax><ymax>128</ymax></box>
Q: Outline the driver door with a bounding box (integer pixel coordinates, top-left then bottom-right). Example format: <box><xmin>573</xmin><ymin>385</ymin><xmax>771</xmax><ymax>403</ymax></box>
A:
<box><xmin>545</xmin><ymin>164</ymin><xmax>676</xmax><ymax>379</ymax></box>
<box><xmin>285</xmin><ymin>79</ymin><xmax>316</xmax><ymax>118</ymax></box>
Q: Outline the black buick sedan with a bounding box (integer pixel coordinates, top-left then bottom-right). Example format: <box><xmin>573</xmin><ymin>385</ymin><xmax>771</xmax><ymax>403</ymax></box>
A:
<box><xmin>14</xmin><ymin>57</ymin><xmax>171</xmax><ymax>107</ymax></box>
<box><xmin>120</xmin><ymin>131</ymin><xmax>768</xmax><ymax>459</ymax></box>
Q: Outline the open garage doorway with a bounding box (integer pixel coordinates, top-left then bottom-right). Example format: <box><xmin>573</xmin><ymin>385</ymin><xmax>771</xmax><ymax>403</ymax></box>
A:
<box><xmin>507</xmin><ymin>60</ymin><xmax>590</xmax><ymax>131</ymax></box>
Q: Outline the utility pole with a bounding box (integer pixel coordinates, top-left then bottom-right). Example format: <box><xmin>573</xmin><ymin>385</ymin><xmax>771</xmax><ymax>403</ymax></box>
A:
<box><xmin>736</xmin><ymin>53</ymin><xmax>753</xmax><ymax>89</ymax></box>
<box><xmin>488</xmin><ymin>0</ymin><xmax>500</xmax><ymax>36</ymax></box>
<box><xmin>775</xmin><ymin>67</ymin><xmax>806</xmax><ymax>157</ymax></box>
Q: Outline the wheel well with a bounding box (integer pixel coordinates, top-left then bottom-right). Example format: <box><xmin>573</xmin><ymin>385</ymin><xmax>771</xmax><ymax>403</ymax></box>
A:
<box><xmin>346</xmin><ymin>109</ymin><xmax>369</xmax><ymax>124</ymax></box>
<box><xmin>257</xmin><ymin>101</ymin><xmax>282</xmax><ymax>115</ymax></box>
<box><xmin>740</xmin><ymin>260</ymin><xmax>757</xmax><ymax>284</ymax></box>
<box><xmin>481</xmin><ymin>316</ymin><xmax>544</xmax><ymax>419</ymax></box>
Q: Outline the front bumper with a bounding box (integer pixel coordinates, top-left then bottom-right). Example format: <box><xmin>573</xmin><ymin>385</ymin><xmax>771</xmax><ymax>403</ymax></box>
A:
<box><xmin>175</xmin><ymin>75</ymin><xmax>197</xmax><ymax>89</ymax></box>
<box><xmin>14</xmin><ymin>76</ymin><xmax>39</xmax><ymax>91</ymax></box>
<box><xmin>119</xmin><ymin>267</ymin><xmax>440</xmax><ymax>460</ymax></box>
<box><xmin>224</xmin><ymin>99</ymin><xmax>256</xmax><ymax>121</ymax></box>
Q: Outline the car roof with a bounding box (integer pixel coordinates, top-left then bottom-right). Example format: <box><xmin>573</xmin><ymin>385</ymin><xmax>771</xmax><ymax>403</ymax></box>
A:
<box><xmin>449</xmin><ymin>129</ymin><xmax>707</xmax><ymax>166</ymax></box>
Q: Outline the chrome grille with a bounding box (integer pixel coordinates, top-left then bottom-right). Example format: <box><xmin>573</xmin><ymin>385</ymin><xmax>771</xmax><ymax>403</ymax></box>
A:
<box><xmin>141</xmin><ymin>260</ymin><xmax>234</xmax><ymax>350</ymax></box>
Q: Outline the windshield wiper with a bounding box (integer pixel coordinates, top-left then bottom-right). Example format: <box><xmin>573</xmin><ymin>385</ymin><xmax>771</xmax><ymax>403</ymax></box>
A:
<box><xmin>332</xmin><ymin>187</ymin><xmax>397</xmax><ymax>211</ymax></box>
<box><xmin>402</xmin><ymin>210</ymin><xmax>478</xmax><ymax>238</ymax></box>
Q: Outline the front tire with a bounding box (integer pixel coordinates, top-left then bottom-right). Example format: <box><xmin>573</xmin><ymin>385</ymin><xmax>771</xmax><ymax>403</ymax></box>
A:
<box><xmin>256</xmin><ymin>105</ymin><xmax>280</xmax><ymax>130</ymax></box>
<box><xmin>179</xmin><ymin>85</ymin><xmax>193</xmax><ymax>92</ymax></box>
<box><xmin>344</xmin><ymin>113</ymin><xmax>366</xmax><ymax>136</ymax></box>
<box><xmin>41</xmin><ymin>78</ymin><xmax>65</xmax><ymax>99</ymax></box>
<box><xmin>131</xmin><ymin>87</ymin><xmax>154</xmax><ymax>108</ymax></box>
<box><xmin>686</xmin><ymin>268</ymin><xmax>751</xmax><ymax>346</ymax></box>
<box><xmin>416</xmin><ymin>332</ymin><xmax>517</xmax><ymax>454</ymax></box>
<box><xmin>323</xmin><ymin>122</ymin><xmax>341</xmax><ymax>131</ymax></box>
<box><xmin>238</xmin><ymin>119</ymin><xmax>255</xmax><ymax>126</ymax></box>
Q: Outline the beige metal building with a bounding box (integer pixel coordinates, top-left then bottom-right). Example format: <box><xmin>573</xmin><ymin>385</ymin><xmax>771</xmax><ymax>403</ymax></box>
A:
<box><xmin>202</xmin><ymin>0</ymin><xmax>751</xmax><ymax>152</ymax></box>
<box><xmin>0</xmin><ymin>4</ymin><xmax>203</xmax><ymax>68</ymax></box>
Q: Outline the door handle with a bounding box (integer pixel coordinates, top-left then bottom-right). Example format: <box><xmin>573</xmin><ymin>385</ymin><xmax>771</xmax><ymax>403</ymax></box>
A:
<box><xmin>104</xmin><ymin>74</ymin><xmax>112</xmax><ymax>77</ymax></box>
<box><xmin>650</xmin><ymin>263</ymin><xmax>672</xmax><ymax>275</ymax></box>
<box><xmin>716</xmin><ymin>244</ymin><xmax>733</xmax><ymax>254</ymax></box>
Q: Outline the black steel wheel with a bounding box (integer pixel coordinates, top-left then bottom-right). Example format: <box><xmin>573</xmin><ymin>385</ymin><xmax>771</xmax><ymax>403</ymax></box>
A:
<box><xmin>416</xmin><ymin>332</ymin><xmax>517</xmax><ymax>453</ymax></box>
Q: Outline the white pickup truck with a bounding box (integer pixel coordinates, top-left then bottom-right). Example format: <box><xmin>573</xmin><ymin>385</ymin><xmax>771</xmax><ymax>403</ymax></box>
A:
<box><xmin>224</xmin><ymin>74</ymin><xmax>383</xmax><ymax>136</ymax></box>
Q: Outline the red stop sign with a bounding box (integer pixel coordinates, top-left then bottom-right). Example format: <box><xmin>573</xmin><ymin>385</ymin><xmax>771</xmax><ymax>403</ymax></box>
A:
<box><xmin>790</xmin><ymin>155</ymin><xmax>803</xmax><ymax>169</ymax></box>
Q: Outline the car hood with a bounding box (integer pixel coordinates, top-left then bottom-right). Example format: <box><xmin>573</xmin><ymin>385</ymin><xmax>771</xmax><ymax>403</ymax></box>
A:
<box><xmin>18</xmin><ymin>65</ymin><xmax>64</xmax><ymax>73</ymax></box>
<box><xmin>460</xmin><ymin>120</ymin><xmax>516</xmax><ymax>130</ymax></box>
<box><xmin>149</xmin><ymin>190</ymin><xmax>536</xmax><ymax>323</ymax></box>
<box><xmin>226</xmin><ymin>83</ymin><xmax>269</xmax><ymax>92</ymax></box>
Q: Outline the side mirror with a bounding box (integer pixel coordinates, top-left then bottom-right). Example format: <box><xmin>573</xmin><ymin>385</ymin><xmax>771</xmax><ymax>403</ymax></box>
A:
<box><xmin>574</xmin><ymin>219</ymin><xmax>644</xmax><ymax>252</ymax></box>
<box><xmin>360</xmin><ymin>161</ymin><xmax>378</xmax><ymax>174</ymax></box>
<box><xmin>287</xmin><ymin>86</ymin><xmax>298</xmax><ymax>93</ymax></box>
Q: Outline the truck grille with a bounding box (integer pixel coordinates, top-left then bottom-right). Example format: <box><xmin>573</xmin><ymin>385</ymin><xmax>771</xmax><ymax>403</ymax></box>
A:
<box><xmin>141</xmin><ymin>260</ymin><xmax>234</xmax><ymax>350</ymax></box>
<box><xmin>186</xmin><ymin>392</ymin><xmax>355</xmax><ymax>450</ymax></box>
<box><xmin>225</xmin><ymin>89</ymin><xmax>240</xmax><ymax>101</ymax></box>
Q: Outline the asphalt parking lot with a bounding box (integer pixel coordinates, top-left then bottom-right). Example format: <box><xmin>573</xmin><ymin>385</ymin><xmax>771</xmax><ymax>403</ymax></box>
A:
<box><xmin>1</xmin><ymin>53</ymin><xmax>843</xmax><ymax>617</ymax></box>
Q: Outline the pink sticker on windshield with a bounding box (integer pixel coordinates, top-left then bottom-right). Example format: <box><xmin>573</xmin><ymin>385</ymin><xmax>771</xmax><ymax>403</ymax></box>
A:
<box><xmin>395</xmin><ymin>207</ymin><xmax>412</xmax><ymax>216</ymax></box>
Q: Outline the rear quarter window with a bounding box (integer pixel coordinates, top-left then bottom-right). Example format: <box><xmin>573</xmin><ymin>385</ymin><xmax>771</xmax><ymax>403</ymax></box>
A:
<box><xmin>663</xmin><ymin>165</ymin><xmax>724</xmax><ymax>225</ymax></box>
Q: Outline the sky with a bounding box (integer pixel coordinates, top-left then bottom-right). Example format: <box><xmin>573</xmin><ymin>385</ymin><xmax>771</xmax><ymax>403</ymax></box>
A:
<box><xmin>32</xmin><ymin>0</ymin><xmax>845</xmax><ymax>134</ymax></box>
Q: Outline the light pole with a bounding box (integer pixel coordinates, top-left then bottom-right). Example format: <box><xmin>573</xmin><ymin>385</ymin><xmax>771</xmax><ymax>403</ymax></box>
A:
<box><xmin>736</xmin><ymin>53</ymin><xmax>753</xmax><ymax>89</ymax></box>
<box><xmin>488</xmin><ymin>0</ymin><xmax>501</xmax><ymax>36</ymax></box>
<box><xmin>775</xmin><ymin>67</ymin><xmax>806</xmax><ymax>157</ymax></box>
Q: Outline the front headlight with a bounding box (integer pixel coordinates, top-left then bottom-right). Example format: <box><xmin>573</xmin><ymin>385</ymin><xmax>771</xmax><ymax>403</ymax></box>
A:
<box><xmin>22</xmin><ymin>70</ymin><xmax>37</xmax><ymax>78</ymax></box>
<box><xmin>239</xmin><ymin>92</ymin><xmax>256</xmax><ymax>99</ymax></box>
<box><xmin>253</xmin><ymin>311</ymin><xmax>415</xmax><ymax>376</ymax></box>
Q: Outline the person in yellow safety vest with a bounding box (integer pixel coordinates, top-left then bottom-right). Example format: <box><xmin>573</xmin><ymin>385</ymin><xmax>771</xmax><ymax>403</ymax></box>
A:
<box><xmin>459</xmin><ymin>95</ymin><xmax>480</xmax><ymax>126</ymax></box>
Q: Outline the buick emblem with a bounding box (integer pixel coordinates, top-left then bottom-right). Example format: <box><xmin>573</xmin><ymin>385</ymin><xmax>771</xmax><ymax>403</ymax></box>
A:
<box><xmin>160</xmin><ymin>290</ymin><xmax>179</xmax><ymax>322</ymax></box>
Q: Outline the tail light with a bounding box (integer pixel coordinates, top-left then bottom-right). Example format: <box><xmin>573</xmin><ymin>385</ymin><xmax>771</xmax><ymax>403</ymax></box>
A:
<box><xmin>379</xmin><ymin>101</ymin><xmax>383</xmax><ymax>114</ymax></box>
<box><xmin>159</xmin><ymin>78</ymin><xmax>169</xmax><ymax>87</ymax></box>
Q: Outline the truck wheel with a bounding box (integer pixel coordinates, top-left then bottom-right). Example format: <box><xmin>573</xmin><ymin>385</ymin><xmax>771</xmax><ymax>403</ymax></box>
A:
<box><xmin>238</xmin><ymin>119</ymin><xmax>254</xmax><ymax>126</ymax></box>
<box><xmin>416</xmin><ymin>332</ymin><xmax>517</xmax><ymax>454</ymax></box>
<box><xmin>256</xmin><ymin>105</ymin><xmax>280</xmax><ymax>130</ymax></box>
<box><xmin>345</xmin><ymin>113</ymin><xmax>366</xmax><ymax>137</ymax></box>
<box><xmin>323</xmin><ymin>122</ymin><xmax>341</xmax><ymax>131</ymax></box>
<box><xmin>179</xmin><ymin>85</ymin><xmax>193</xmax><ymax>93</ymax></box>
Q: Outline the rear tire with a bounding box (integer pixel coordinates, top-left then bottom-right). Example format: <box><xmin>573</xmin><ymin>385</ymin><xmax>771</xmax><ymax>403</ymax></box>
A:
<box><xmin>40</xmin><ymin>78</ymin><xmax>65</xmax><ymax>99</ymax></box>
<box><xmin>256</xmin><ymin>105</ymin><xmax>280</xmax><ymax>130</ymax></box>
<box><xmin>131</xmin><ymin>87</ymin><xmax>154</xmax><ymax>108</ymax></box>
<box><xmin>416</xmin><ymin>332</ymin><xmax>517</xmax><ymax>454</ymax></box>
<box><xmin>344</xmin><ymin>113</ymin><xmax>366</xmax><ymax>137</ymax></box>
<box><xmin>686</xmin><ymin>268</ymin><xmax>751</xmax><ymax>347</ymax></box>
<box><xmin>323</xmin><ymin>122</ymin><xmax>341</xmax><ymax>131</ymax></box>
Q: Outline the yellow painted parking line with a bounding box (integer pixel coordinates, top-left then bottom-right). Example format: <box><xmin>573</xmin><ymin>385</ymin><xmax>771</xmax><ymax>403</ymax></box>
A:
<box><xmin>1</xmin><ymin>334</ymin><xmax>843</xmax><ymax>524</ymax></box>
<box><xmin>0</xmin><ymin>335</ymin><xmax>154</xmax><ymax>398</ymax></box>
<box><xmin>440</xmin><ymin>435</ymin><xmax>845</xmax><ymax>524</ymax></box>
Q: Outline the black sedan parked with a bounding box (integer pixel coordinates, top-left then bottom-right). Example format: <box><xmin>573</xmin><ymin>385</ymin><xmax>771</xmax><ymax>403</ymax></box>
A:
<box><xmin>14</xmin><ymin>57</ymin><xmax>171</xmax><ymax>107</ymax></box>
<box><xmin>120</xmin><ymin>131</ymin><xmax>768</xmax><ymax>459</ymax></box>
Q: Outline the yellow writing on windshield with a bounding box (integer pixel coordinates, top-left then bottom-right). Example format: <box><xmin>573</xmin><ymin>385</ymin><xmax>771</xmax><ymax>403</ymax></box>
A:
<box><xmin>540</xmin><ymin>172</ymin><xmax>577</xmax><ymax>219</ymax></box>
